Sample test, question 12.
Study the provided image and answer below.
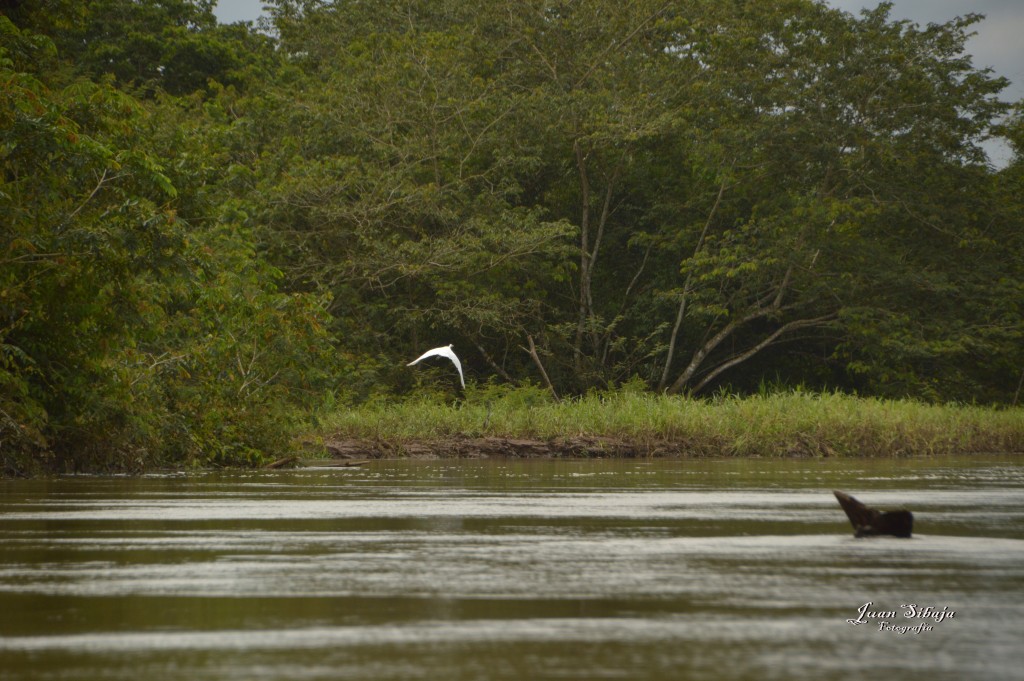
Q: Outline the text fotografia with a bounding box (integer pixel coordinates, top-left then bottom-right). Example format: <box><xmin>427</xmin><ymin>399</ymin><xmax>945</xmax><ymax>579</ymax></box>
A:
<box><xmin>847</xmin><ymin>602</ymin><xmax>956</xmax><ymax>634</ymax></box>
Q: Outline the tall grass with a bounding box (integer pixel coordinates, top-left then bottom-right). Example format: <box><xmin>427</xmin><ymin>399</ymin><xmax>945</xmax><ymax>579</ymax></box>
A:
<box><xmin>312</xmin><ymin>386</ymin><xmax>1024</xmax><ymax>458</ymax></box>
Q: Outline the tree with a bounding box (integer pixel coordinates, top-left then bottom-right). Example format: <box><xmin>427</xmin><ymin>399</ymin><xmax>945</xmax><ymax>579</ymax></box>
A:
<box><xmin>6</xmin><ymin>0</ymin><xmax>278</xmax><ymax>95</ymax></box>
<box><xmin>1</xmin><ymin>15</ymin><xmax>336</xmax><ymax>472</ymax></box>
<box><xmin>646</xmin><ymin>2</ymin><xmax>1012</xmax><ymax>396</ymax></box>
<box><xmin>256</xmin><ymin>0</ymin><xmax>1017</xmax><ymax>400</ymax></box>
<box><xmin>257</xmin><ymin>0</ymin><xmax>573</xmax><ymax>392</ymax></box>
<box><xmin>2</xmin><ymin>17</ymin><xmax>184</xmax><ymax>467</ymax></box>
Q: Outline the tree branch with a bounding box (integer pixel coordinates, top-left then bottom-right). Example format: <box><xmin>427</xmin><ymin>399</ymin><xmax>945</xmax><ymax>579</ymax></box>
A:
<box><xmin>476</xmin><ymin>342</ymin><xmax>514</xmax><ymax>383</ymax></box>
<box><xmin>573</xmin><ymin>139</ymin><xmax>591</xmax><ymax>373</ymax></box>
<box><xmin>572</xmin><ymin>3</ymin><xmax>672</xmax><ymax>89</ymax></box>
<box><xmin>690</xmin><ymin>314</ymin><xmax>837</xmax><ymax>394</ymax></box>
<box><xmin>586</xmin><ymin>163</ymin><xmax>623</xmax><ymax>353</ymax></box>
<box><xmin>523</xmin><ymin>335</ymin><xmax>559</xmax><ymax>401</ymax></box>
<box><xmin>659</xmin><ymin>179</ymin><xmax>728</xmax><ymax>390</ymax></box>
<box><xmin>61</xmin><ymin>169</ymin><xmax>112</xmax><ymax>228</ymax></box>
<box><xmin>667</xmin><ymin>304</ymin><xmax>767</xmax><ymax>394</ymax></box>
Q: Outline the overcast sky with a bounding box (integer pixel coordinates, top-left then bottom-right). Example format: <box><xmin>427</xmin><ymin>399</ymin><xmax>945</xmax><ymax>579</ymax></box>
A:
<box><xmin>213</xmin><ymin>0</ymin><xmax>1023</xmax><ymax>163</ymax></box>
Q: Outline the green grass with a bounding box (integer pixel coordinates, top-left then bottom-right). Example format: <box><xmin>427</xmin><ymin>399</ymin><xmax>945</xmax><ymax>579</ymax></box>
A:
<box><xmin>309</xmin><ymin>386</ymin><xmax>1024</xmax><ymax>458</ymax></box>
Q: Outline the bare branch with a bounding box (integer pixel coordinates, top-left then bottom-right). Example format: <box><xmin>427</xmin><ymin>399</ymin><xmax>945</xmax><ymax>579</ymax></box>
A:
<box><xmin>62</xmin><ymin>169</ymin><xmax>112</xmax><ymax>227</ymax></box>
<box><xmin>690</xmin><ymin>314</ymin><xmax>837</xmax><ymax>394</ymax></box>
<box><xmin>476</xmin><ymin>342</ymin><xmax>514</xmax><ymax>383</ymax></box>
<box><xmin>573</xmin><ymin>139</ymin><xmax>592</xmax><ymax>372</ymax></box>
<box><xmin>659</xmin><ymin>179</ymin><xmax>728</xmax><ymax>390</ymax></box>
<box><xmin>522</xmin><ymin>335</ymin><xmax>559</xmax><ymax>401</ymax></box>
<box><xmin>667</xmin><ymin>307</ymin><xmax>760</xmax><ymax>394</ymax></box>
<box><xmin>572</xmin><ymin>3</ymin><xmax>672</xmax><ymax>90</ymax></box>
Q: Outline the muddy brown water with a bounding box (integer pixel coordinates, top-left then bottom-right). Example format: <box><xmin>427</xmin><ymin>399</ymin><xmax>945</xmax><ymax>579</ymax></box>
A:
<box><xmin>1</xmin><ymin>457</ymin><xmax>1022</xmax><ymax>680</ymax></box>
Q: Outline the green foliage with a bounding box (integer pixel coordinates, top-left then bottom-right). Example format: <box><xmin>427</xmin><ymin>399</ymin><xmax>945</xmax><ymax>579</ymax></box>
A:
<box><xmin>2</xmin><ymin>22</ymin><xmax>182</xmax><ymax>470</ymax></box>
<box><xmin>254</xmin><ymin>0</ymin><xmax>575</xmax><ymax>388</ymax></box>
<box><xmin>1</xmin><ymin>17</ymin><xmax>336</xmax><ymax>473</ymax></box>
<box><xmin>2</xmin><ymin>0</ymin><xmax>1023</xmax><ymax>474</ymax></box>
<box><xmin>7</xmin><ymin>0</ymin><xmax>279</xmax><ymax>95</ymax></box>
<box><xmin>253</xmin><ymin>0</ymin><xmax>1020</xmax><ymax>400</ymax></box>
<box><xmin>118</xmin><ymin>221</ymin><xmax>338</xmax><ymax>468</ymax></box>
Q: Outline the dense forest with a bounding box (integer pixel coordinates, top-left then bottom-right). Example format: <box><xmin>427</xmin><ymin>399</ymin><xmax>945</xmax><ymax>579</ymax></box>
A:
<box><xmin>2</xmin><ymin>0</ymin><xmax>1022</xmax><ymax>473</ymax></box>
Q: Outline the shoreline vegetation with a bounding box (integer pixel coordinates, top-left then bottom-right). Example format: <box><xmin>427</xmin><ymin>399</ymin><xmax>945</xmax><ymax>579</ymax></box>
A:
<box><xmin>305</xmin><ymin>389</ymin><xmax>1024</xmax><ymax>462</ymax></box>
<box><xmin>4</xmin><ymin>3</ymin><xmax>1024</xmax><ymax>476</ymax></box>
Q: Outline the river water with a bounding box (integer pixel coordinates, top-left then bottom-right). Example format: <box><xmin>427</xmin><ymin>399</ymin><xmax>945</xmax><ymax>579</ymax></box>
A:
<box><xmin>1</xmin><ymin>457</ymin><xmax>1022</xmax><ymax>680</ymax></box>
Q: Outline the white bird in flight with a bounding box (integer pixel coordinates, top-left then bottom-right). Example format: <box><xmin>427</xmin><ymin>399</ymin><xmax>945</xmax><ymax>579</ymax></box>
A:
<box><xmin>407</xmin><ymin>344</ymin><xmax>465</xmax><ymax>388</ymax></box>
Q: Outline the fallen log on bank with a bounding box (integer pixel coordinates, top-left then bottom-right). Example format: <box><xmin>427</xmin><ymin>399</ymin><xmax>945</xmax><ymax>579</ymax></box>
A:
<box><xmin>319</xmin><ymin>435</ymin><xmax>654</xmax><ymax>460</ymax></box>
<box><xmin>299</xmin><ymin>459</ymin><xmax>371</xmax><ymax>468</ymax></box>
<box><xmin>264</xmin><ymin>455</ymin><xmax>299</xmax><ymax>469</ymax></box>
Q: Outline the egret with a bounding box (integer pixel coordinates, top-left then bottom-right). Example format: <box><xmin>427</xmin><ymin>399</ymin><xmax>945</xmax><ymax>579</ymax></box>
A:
<box><xmin>407</xmin><ymin>344</ymin><xmax>465</xmax><ymax>388</ymax></box>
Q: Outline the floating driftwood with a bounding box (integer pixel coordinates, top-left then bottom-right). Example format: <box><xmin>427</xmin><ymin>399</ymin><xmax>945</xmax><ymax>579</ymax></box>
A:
<box><xmin>833</xmin><ymin>490</ymin><xmax>913</xmax><ymax>538</ymax></box>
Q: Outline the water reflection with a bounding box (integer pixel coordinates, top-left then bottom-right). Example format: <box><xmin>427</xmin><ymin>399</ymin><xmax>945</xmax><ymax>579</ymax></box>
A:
<box><xmin>1</xmin><ymin>457</ymin><xmax>1022</xmax><ymax>680</ymax></box>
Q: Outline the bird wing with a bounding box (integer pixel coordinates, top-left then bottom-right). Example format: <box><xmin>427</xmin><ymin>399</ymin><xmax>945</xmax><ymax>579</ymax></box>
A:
<box><xmin>407</xmin><ymin>345</ymin><xmax>465</xmax><ymax>388</ymax></box>
<box><xmin>438</xmin><ymin>346</ymin><xmax>465</xmax><ymax>388</ymax></box>
<box><xmin>407</xmin><ymin>347</ymin><xmax>446</xmax><ymax>366</ymax></box>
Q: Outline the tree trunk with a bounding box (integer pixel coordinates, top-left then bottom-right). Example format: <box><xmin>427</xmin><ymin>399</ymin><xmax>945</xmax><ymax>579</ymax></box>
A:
<box><xmin>573</xmin><ymin>139</ymin><xmax>591</xmax><ymax>375</ymax></box>
<box><xmin>525</xmin><ymin>335</ymin><xmax>559</xmax><ymax>401</ymax></box>
<box><xmin>658</xmin><ymin>180</ymin><xmax>727</xmax><ymax>390</ymax></box>
<box><xmin>666</xmin><ymin>265</ymin><xmax>795</xmax><ymax>394</ymax></box>
<box><xmin>573</xmin><ymin>140</ymin><xmax>622</xmax><ymax>377</ymax></box>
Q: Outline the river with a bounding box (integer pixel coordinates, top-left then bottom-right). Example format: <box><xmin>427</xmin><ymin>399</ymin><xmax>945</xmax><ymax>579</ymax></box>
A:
<box><xmin>1</xmin><ymin>457</ymin><xmax>1022</xmax><ymax>680</ymax></box>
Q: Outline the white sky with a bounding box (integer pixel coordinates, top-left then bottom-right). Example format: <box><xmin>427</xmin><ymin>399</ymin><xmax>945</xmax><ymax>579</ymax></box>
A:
<box><xmin>212</xmin><ymin>0</ymin><xmax>1023</xmax><ymax>163</ymax></box>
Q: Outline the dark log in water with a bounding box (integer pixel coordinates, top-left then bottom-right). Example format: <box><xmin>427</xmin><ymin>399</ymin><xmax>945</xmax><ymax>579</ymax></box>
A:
<box><xmin>833</xmin><ymin>490</ymin><xmax>913</xmax><ymax>538</ymax></box>
<box><xmin>264</xmin><ymin>455</ymin><xmax>300</xmax><ymax>470</ymax></box>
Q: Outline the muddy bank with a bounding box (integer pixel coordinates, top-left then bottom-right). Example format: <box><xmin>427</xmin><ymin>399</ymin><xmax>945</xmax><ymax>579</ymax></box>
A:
<box><xmin>317</xmin><ymin>435</ymin><xmax>733</xmax><ymax>460</ymax></box>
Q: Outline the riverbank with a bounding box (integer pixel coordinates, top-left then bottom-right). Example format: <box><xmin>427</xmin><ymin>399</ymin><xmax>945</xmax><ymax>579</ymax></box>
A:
<box><xmin>307</xmin><ymin>389</ymin><xmax>1024</xmax><ymax>460</ymax></box>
